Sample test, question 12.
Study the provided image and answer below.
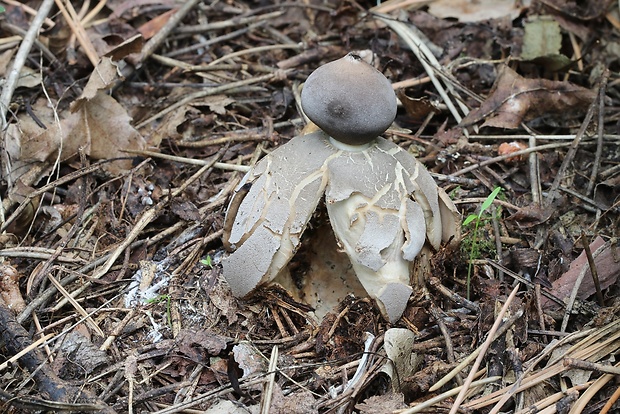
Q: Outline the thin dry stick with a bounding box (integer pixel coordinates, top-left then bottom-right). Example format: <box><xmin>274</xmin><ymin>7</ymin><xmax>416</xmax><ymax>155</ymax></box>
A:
<box><xmin>135</xmin><ymin>72</ymin><xmax>284</xmax><ymax>129</ymax></box>
<box><xmin>392</xmin><ymin>76</ymin><xmax>431</xmax><ymax>89</ymax></box>
<box><xmin>429</xmin><ymin>308</ymin><xmax>523</xmax><ymax>392</ymax></box>
<box><xmin>599</xmin><ymin>384</ymin><xmax>620</xmax><ymax>414</ymax></box>
<box><xmin>491</xmin><ymin>206</ymin><xmax>504</xmax><ymax>282</ymax></box>
<box><xmin>137</xmin><ymin>0</ymin><xmax>202</xmax><ymax>66</ymax></box>
<box><xmin>178</xmin><ymin>133</ymin><xmax>268</xmax><ymax>147</ymax></box>
<box><xmin>564</xmin><ymin>358</ymin><xmax>620</xmax><ymax>375</ymax></box>
<box><xmin>121</xmin><ymin>148</ymin><xmax>251</xmax><ymax>172</ymax></box>
<box><xmin>53</xmin><ymin>0</ymin><xmax>99</xmax><ymax>66</ymax></box>
<box><xmin>569</xmin><ymin>362</ymin><xmax>620</xmax><ymax>414</ymax></box>
<box><xmin>0</xmin><ymin>247</ymin><xmax>83</xmax><ymax>263</ymax></box>
<box><xmin>375</xmin><ymin>15</ymin><xmax>469</xmax><ymax>125</ymax></box>
<box><xmin>448</xmin><ymin>284</ymin><xmax>520</xmax><ymax>414</ymax></box>
<box><xmin>587</xmin><ymin>69</ymin><xmax>609</xmax><ymax>197</ymax></box>
<box><xmin>208</xmin><ymin>43</ymin><xmax>303</xmax><ymax>66</ymax></box>
<box><xmin>260</xmin><ymin>346</ymin><xmax>278</xmax><ymax>414</ymax></box>
<box><xmin>545</xmin><ymin>75</ymin><xmax>602</xmax><ymax>207</ymax></box>
<box><xmin>397</xmin><ymin>376</ymin><xmax>501</xmax><ymax>414</ymax></box>
<box><xmin>429</xmin><ymin>303</ymin><xmax>462</xmax><ymax>385</ymax></box>
<box><xmin>0</xmin><ymin>0</ymin><xmax>55</xmax><ymax>128</ymax></box>
<box><xmin>560</xmin><ymin>241</ymin><xmax>608</xmax><ymax>332</ymax></box>
<box><xmin>520</xmin><ymin>124</ymin><xmax>542</xmax><ymax>205</ymax></box>
<box><xmin>580</xmin><ymin>231</ymin><xmax>604</xmax><ymax>306</ymax></box>
<box><xmin>452</xmin><ymin>142</ymin><xmax>570</xmax><ymax>177</ymax></box>
<box><xmin>467</xmin><ymin>134</ymin><xmax>620</xmax><ymax>141</ymax></box>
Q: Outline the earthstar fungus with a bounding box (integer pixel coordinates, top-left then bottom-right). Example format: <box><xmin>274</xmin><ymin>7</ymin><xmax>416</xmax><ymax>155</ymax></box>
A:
<box><xmin>222</xmin><ymin>53</ymin><xmax>460</xmax><ymax>323</ymax></box>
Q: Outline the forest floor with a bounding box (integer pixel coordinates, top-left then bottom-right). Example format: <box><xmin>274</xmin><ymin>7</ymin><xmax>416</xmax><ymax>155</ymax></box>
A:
<box><xmin>0</xmin><ymin>1</ymin><xmax>619</xmax><ymax>413</ymax></box>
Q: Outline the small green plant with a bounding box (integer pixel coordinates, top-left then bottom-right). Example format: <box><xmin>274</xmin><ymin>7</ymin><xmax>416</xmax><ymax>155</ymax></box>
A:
<box><xmin>200</xmin><ymin>255</ymin><xmax>214</xmax><ymax>269</ymax></box>
<box><xmin>463</xmin><ymin>187</ymin><xmax>502</xmax><ymax>300</ymax></box>
<box><xmin>146</xmin><ymin>294</ymin><xmax>172</xmax><ymax>326</ymax></box>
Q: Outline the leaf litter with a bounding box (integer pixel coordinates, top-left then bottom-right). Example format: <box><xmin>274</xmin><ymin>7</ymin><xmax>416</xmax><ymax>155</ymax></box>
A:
<box><xmin>0</xmin><ymin>1</ymin><xmax>619</xmax><ymax>413</ymax></box>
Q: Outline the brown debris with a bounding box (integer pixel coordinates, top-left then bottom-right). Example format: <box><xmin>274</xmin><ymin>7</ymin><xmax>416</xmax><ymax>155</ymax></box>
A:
<box><xmin>460</xmin><ymin>65</ymin><xmax>597</xmax><ymax>129</ymax></box>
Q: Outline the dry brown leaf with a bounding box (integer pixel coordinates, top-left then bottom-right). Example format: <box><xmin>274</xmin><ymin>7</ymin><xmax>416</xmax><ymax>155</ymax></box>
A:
<box><xmin>71</xmin><ymin>57</ymin><xmax>121</xmax><ymax>112</ymax></box>
<box><xmin>397</xmin><ymin>90</ymin><xmax>440</xmax><ymax>122</ymax></box>
<box><xmin>6</xmin><ymin>92</ymin><xmax>146</xmax><ymax>177</ymax></box>
<box><xmin>148</xmin><ymin>104</ymin><xmax>202</xmax><ymax>145</ymax></box>
<box><xmin>5</xmin><ymin>99</ymin><xmax>82</xmax><ymax>164</ymax></box>
<box><xmin>138</xmin><ymin>8</ymin><xmax>177</xmax><ymax>40</ymax></box>
<box><xmin>176</xmin><ymin>329</ymin><xmax>230</xmax><ymax>362</ymax></box>
<box><xmin>428</xmin><ymin>0</ymin><xmax>530</xmax><ymax>23</ymax></box>
<box><xmin>104</xmin><ymin>34</ymin><xmax>144</xmax><ymax>61</ymax></box>
<box><xmin>506</xmin><ymin>202</ymin><xmax>554</xmax><ymax>228</ymax></box>
<box><xmin>269</xmin><ymin>383</ymin><xmax>317</xmax><ymax>414</ymax></box>
<box><xmin>542</xmin><ymin>237</ymin><xmax>620</xmax><ymax>309</ymax></box>
<box><xmin>0</xmin><ymin>49</ymin><xmax>41</xmax><ymax>89</ymax></box>
<box><xmin>192</xmin><ymin>95</ymin><xmax>235</xmax><ymax>116</ymax></box>
<box><xmin>74</xmin><ymin>91</ymin><xmax>146</xmax><ymax>172</ymax></box>
<box><xmin>355</xmin><ymin>393</ymin><xmax>407</xmax><ymax>413</ymax></box>
<box><xmin>460</xmin><ymin>65</ymin><xmax>596</xmax><ymax>129</ymax></box>
<box><xmin>0</xmin><ymin>49</ymin><xmax>14</xmax><ymax>74</ymax></box>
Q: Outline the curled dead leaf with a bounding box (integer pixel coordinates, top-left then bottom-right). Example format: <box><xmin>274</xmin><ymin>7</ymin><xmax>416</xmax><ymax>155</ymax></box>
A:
<box><xmin>460</xmin><ymin>65</ymin><xmax>596</xmax><ymax>129</ymax></box>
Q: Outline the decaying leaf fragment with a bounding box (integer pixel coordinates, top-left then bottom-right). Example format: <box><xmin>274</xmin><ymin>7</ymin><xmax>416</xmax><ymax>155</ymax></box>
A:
<box><xmin>460</xmin><ymin>65</ymin><xmax>596</xmax><ymax>129</ymax></box>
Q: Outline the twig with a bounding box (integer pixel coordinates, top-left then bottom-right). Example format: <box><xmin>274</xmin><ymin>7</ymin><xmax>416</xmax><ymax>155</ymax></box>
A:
<box><xmin>559</xmin><ymin>185</ymin><xmax>610</xmax><ymax>211</ymax></box>
<box><xmin>560</xmin><ymin>241</ymin><xmax>608</xmax><ymax>332</ymax></box>
<box><xmin>135</xmin><ymin>72</ymin><xmax>287</xmax><ymax>129</ymax></box>
<box><xmin>491</xmin><ymin>206</ymin><xmax>504</xmax><ymax>282</ymax></box>
<box><xmin>397</xmin><ymin>376</ymin><xmax>501</xmax><ymax>414</ymax></box>
<box><xmin>374</xmin><ymin>14</ymin><xmax>469</xmax><ymax>127</ymax></box>
<box><xmin>586</xmin><ymin>69</ymin><xmax>609</xmax><ymax>196</ymax></box>
<box><xmin>429</xmin><ymin>303</ymin><xmax>462</xmax><ymax>385</ymax></box>
<box><xmin>121</xmin><ymin>148</ymin><xmax>251</xmax><ymax>172</ymax></box>
<box><xmin>448</xmin><ymin>284</ymin><xmax>520</xmax><ymax>414</ymax></box>
<box><xmin>208</xmin><ymin>43</ymin><xmax>304</xmax><ymax>66</ymax></box>
<box><xmin>175</xmin><ymin>11</ymin><xmax>285</xmax><ymax>34</ymax></box>
<box><xmin>545</xmin><ymin>73</ymin><xmax>603</xmax><ymax>207</ymax></box>
<box><xmin>0</xmin><ymin>0</ymin><xmax>55</xmax><ymax>129</ymax></box>
<box><xmin>53</xmin><ymin>0</ymin><xmax>99</xmax><ymax>66</ymax></box>
<box><xmin>137</xmin><ymin>0</ymin><xmax>203</xmax><ymax>67</ymax></box>
<box><xmin>580</xmin><ymin>231</ymin><xmax>604</xmax><ymax>306</ymax></box>
<box><xmin>0</xmin><ymin>247</ymin><xmax>84</xmax><ymax>263</ymax></box>
<box><xmin>428</xmin><ymin>277</ymin><xmax>480</xmax><ymax>313</ymax></box>
<box><xmin>429</xmin><ymin>307</ymin><xmax>523</xmax><ymax>392</ymax></box>
<box><xmin>451</xmin><ymin>142</ymin><xmax>570</xmax><ymax>177</ymax></box>
<box><xmin>564</xmin><ymin>358</ymin><xmax>620</xmax><ymax>375</ymax></box>
<box><xmin>260</xmin><ymin>346</ymin><xmax>278</xmax><ymax>414</ymax></box>
<box><xmin>466</xmin><ymin>134</ymin><xmax>620</xmax><ymax>141</ymax></box>
<box><xmin>454</xmin><ymin>197</ymin><xmax>520</xmax><ymax>211</ymax></box>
